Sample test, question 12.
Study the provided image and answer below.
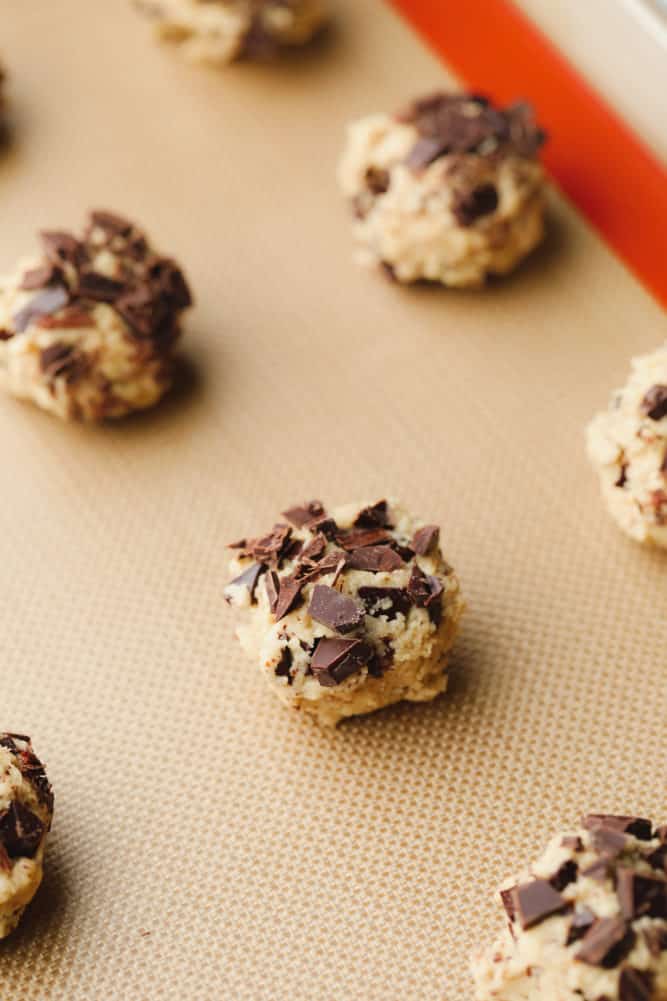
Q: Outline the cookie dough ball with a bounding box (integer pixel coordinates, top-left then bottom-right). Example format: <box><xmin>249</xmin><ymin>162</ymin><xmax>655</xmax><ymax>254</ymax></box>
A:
<box><xmin>0</xmin><ymin>734</ymin><xmax>54</xmax><ymax>938</ymax></box>
<box><xmin>135</xmin><ymin>0</ymin><xmax>327</xmax><ymax>64</ymax></box>
<box><xmin>0</xmin><ymin>210</ymin><xmax>192</xmax><ymax>421</ymax></box>
<box><xmin>338</xmin><ymin>92</ymin><xmax>547</xmax><ymax>287</ymax></box>
<box><xmin>587</xmin><ymin>343</ymin><xmax>667</xmax><ymax>548</ymax></box>
<box><xmin>472</xmin><ymin>814</ymin><xmax>667</xmax><ymax>1001</ymax></box>
<box><xmin>224</xmin><ymin>499</ymin><xmax>464</xmax><ymax>726</ymax></box>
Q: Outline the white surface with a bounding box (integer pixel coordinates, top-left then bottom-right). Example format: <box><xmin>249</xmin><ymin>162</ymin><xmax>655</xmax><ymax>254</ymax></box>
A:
<box><xmin>516</xmin><ymin>0</ymin><xmax>667</xmax><ymax>164</ymax></box>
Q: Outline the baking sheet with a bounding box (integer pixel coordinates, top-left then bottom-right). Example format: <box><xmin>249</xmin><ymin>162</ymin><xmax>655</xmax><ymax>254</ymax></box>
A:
<box><xmin>1</xmin><ymin>2</ymin><xmax>666</xmax><ymax>999</ymax></box>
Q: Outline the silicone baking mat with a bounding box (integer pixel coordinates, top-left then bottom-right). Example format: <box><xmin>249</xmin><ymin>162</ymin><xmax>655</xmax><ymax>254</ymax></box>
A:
<box><xmin>1</xmin><ymin>2</ymin><xmax>666</xmax><ymax>999</ymax></box>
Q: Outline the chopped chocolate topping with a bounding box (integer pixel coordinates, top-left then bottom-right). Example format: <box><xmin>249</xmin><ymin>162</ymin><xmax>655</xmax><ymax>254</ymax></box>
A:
<box><xmin>281</xmin><ymin>500</ymin><xmax>325</xmax><ymax>528</ymax></box>
<box><xmin>500</xmin><ymin>886</ymin><xmax>516</xmax><ymax>923</ymax></box>
<box><xmin>336</xmin><ymin>527</ymin><xmax>393</xmax><ymax>551</ymax></box>
<box><xmin>617</xmin><ymin>868</ymin><xmax>667</xmax><ymax>921</ymax></box>
<box><xmin>39</xmin><ymin>343</ymin><xmax>88</xmax><ymax>382</ymax></box>
<box><xmin>644</xmin><ymin>926</ymin><xmax>667</xmax><ymax>957</ymax></box>
<box><xmin>575</xmin><ymin>916</ymin><xmax>635</xmax><ymax>968</ymax></box>
<box><xmin>310</xmin><ymin>637</ymin><xmax>371</xmax><ymax>687</ymax></box>
<box><xmin>226</xmin><ymin>562</ymin><xmax>266</xmax><ymax>603</ymax></box>
<box><xmin>640</xmin><ymin>385</ymin><xmax>667</xmax><ymax>422</ymax></box>
<box><xmin>398</xmin><ymin>92</ymin><xmax>545</xmax><ymax>164</ymax></box>
<box><xmin>20</xmin><ymin>263</ymin><xmax>61</xmax><ymax>290</ymax></box>
<box><xmin>265</xmin><ymin>571</ymin><xmax>280</xmax><ymax>615</ymax></box>
<box><xmin>346</xmin><ymin>545</ymin><xmax>405</xmax><ymax>572</ymax></box>
<box><xmin>566</xmin><ymin>907</ymin><xmax>596</xmax><ymax>945</ymax></box>
<box><xmin>581</xmin><ymin>859</ymin><xmax>616</xmax><ymax>883</ymax></box>
<box><xmin>561</xmin><ymin>836</ymin><xmax>584</xmax><ymax>852</ymax></box>
<box><xmin>619</xmin><ymin>968</ymin><xmax>654</xmax><ymax>1001</ymax></box>
<box><xmin>412</xmin><ymin>525</ymin><xmax>440</xmax><ymax>556</ymax></box>
<box><xmin>592</xmin><ymin>827</ymin><xmax>629</xmax><ymax>858</ymax></box>
<box><xmin>648</xmin><ymin>844</ymin><xmax>667</xmax><ymax>873</ymax></box>
<box><xmin>453</xmin><ymin>183</ymin><xmax>499</xmax><ymax>226</ymax></box>
<box><xmin>13</xmin><ymin>284</ymin><xmax>69</xmax><ymax>333</ymax></box>
<box><xmin>0</xmin><ymin>801</ymin><xmax>45</xmax><ymax>859</ymax></box>
<box><xmin>358</xmin><ymin>586</ymin><xmax>412</xmax><ymax>621</ymax></box>
<box><xmin>0</xmin><ymin>329</ymin><xmax>13</xmax><ymax>341</ymax></box>
<box><xmin>273</xmin><ymin>575</ymin><xmax>305</xmax><ymax>621</ymax></box>
<box><xmin>40</xmin><ymin>230</ymin><xmax>84</xmax><ymax>268</ymax></box>
<box><xmin>549</xmin><ymin>860</ymin><xmax>578</xmax><ymax>892</ymax></box>
<box><xmin>583</xmin><ymin>815</ymin><xmax>653</xmax><ymax>840</ymax></box>
<box><xmin>656</xmin><ymin>826</ymin><xmax>667</xmax><ymax>843</ymax></box>
<box><xmin>353</xmin><ymin>501</ymin><xmax>391</xmax><ymax>529</ymax></box>
<box><xmin>37</xmin><ymin>308</ymin><xmax>94</xmax><ymax>330</ymax></box>
<box><xmin>232</xmin><ymin>523</ymin><xmax>293</xmax><ymax>568</ymax></box>
<box><xmin>308</xmin><ymin>516</ymin><xmax>339</xmax><ymax>540</ymax></box>
<box><xmin>77</xmin><ymin>270</ymin><xmax>126</xmax><ymax>302</ymax></box>
<box><xmin>297</xmin><ymin>534</ymin><xmax>327</xmax><ymax>566</ymax></box>
<box><xmin>89</xmin><ymin>210</ymin><xmax>134</xmax><ymax>236</ymax></box>
<box><xmin>512</xmin><ymin>880</ymin><xmax>569</xmax><ymax>930</ymax></box>
<box><xmin>274</xmin><ymin>647</ymin><xmax>293</xmax><ymax>684</ymax></box>
<box><xmin>17</xmin><ymin>749</ymin><xmax>53</xmax><ymax>815</ymax></box>
<box><xmin>407</xmin><ymin>565</ymin><xmax>444</xmax><ymax>623</ymax></box>
<box><xmin>308</xmin><ymin>585</ymin><xmax>365</xmax><ymax>634</ymax></box>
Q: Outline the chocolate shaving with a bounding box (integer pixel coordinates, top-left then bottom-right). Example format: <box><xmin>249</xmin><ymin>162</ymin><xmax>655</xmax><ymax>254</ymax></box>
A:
<box><xmin>0</xmin><ymin>801</ymin><xmax>45</xmax><ymax>859</ymax></box>
<box><xmin>77</xmin><ymin>270</ymin><xmax>126</xmax><ymax>302</ymax></box>
<box><xmin>310</xmin><ymin>637</ymin><xmax>371</xmax><ymax>687</ymax></box>
<box><xmin>407</xmin><ymin>565</ymin><xmax>444</xmax><ymax>623</ymax></box>
<box><xmin>265</xmin><ymin>571</ymin><xmax>280</xmax><ymax>615</ymax></box>
<box><xmin>346</xmin><ymin>546</ymin><xmax>405</xmax><ymax>572</ymax></box>
<box><xmin>40</xmin><ymin>230</ymin><xmax>84</xmax><ymax>268</ymax></box>
<box><xmin>511</xmin><ymin>879</ymin><xmax>570</xmax><ymax>930</ymax></box>
<box><xmin>273</xmin><ymin>575</ymin><xmax>304</xmax><ymax>621</ymax></box>
<box><xmin>226</xmin><ymin>562</ymin><xmax>265</xmax><ymax>604</ymax></box>
<box><xmin>281</xmin><ymin>500</ymin><xmax>325</xmax><ymax>528</ymax></box>
<box><xmin>39</xmin><ymin>343</ymin><xmax>88</xmax><ymax>382</ymax></box>
<box><xmin>274</xmin><ymin>647</ymin><xmax>293</xmax><ymax>684</ymax></box>
<box><xmin>13</xmin><ymin>284</ymin><xmax>69</xmax><ymax>333</ymax></box>
<box><xmin>336</xmin><ymin>527</ymin><xmax>393</xmax><ymax>551</ymax></box>
<box><xmin>358</xmin><ymin>586</ymin><xmax>412</xmax><ymax>621</ymax></box>
<box><xmin>354</xmin><ymin>500</ymin><xmax>391</xmax><ymax>529</ymax></box>
<box><xmin>412</xmin><ymin>525</ymin><xmax>440</xmax><ymax>556</ymax></box>
<box><xmin>575</xmin><ymin>917</ymin><xmax>635</xmax><ymax>968</ymax></box>
<box><xmin>308</xmin><ymin>585</ymin><xmax>365</xmax><ymax>634</ymax></box>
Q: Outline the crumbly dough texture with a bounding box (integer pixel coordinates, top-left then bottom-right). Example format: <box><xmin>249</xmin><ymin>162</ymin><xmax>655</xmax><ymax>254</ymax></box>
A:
<box><xmin>472</xmin><ymin>815</ymin><xmax>667</xmax><ymax>1001</ymax></box>
<box><xmin>135</xmin><ymin>0</ymin><xmax>327</xmax><ymax>63</ymax></box>
<box><xmin>587</xmin><ymin>343</ymin><xmax>667</xmax><ymax>548</ymax></box>
<box><xmin>224</xmin><ymin>499</ymin><xmax>464</xmax><ymax>726</ymax></box>
<box><xmin>338</xmin><ymin>93</ymin><xmax>547</xmax><ymax>288</ymax></box>
<box><xmin>0</xmin><ymin>211</ymin><xmax>192</xmax><ymax>421</ymax></box>
<box><xmin>0</xmin><ymin>734</ymin><xmax>54</xmax><ymax>939</ymax></box>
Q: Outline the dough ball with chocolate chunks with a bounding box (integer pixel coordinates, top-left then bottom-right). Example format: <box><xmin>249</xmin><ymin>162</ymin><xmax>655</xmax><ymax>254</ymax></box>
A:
<box><xmin>224</xmin><ymin>499</ymin><xmax>464</xmax><ymax>726</ymax></box>
<box><xmin>472</xmin><ymin>814</ymin><xmax>667</xmax><ymax>1001</ymax></box>
<box><xmin>0</xmin><ymin>210</ymin><xmax>192</xmax><ymax>421</ymax></box>
<box><xmin>587</xmin><ymin>342</ymin><xmax>667</xmax><ymax>548</ymax></box>
<box><xmin>134</xmin><ymin>0</ymin><xmax>327</xmax><ymax>64</ymax></box>
<box><xmin>0</xmin><ymin>734</ymin><xmax>54</xmax><ymax>938</ymax></box>
<box><xmin>338</xmin><ymin>92</ymin><xmax>547</xmax><ymax>288</ymax></box>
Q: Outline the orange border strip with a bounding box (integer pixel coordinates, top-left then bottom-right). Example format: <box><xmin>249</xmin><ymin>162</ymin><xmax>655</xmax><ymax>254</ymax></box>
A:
<box><xmin>390</xmin><ymin>0</ymin><xmax>667</xmax><ymax>310</ymax></box>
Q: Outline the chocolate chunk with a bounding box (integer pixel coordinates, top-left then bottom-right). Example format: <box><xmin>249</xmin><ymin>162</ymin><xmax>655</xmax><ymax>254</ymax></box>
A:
<box><xmin>0</xmin><ymin>801</ymin><xmax>45</xmax><ymax>859</ymax></box>
<box><xmin>308</xmin><ymin>516</ymin><xmax>339</xmax><ymax>540</ymax></box>
<box><xmin>17</xmin><ymin>750</ymin><xmax>53</xmax><ymax>816</ymax></box>
<box><xmin>575</xmin><ymin>916</ymin><xmax>635</xmax><ymax>968</ymax></box>
<box><xmin>364</xmin><ymin>167</ymin><xmax>390</xmax><ymax>195</ymax></box>
<box><xmin>566</xmin><ymin>907</ymin><xmax>596</xmax><ymax>945</ymax></box>
<box><xmin>37</xmin><ymin>308</ymin><xmax>94</xmax><ymax>330</ymax></box>
<box><xmin>346</xmin><ymin>546</ymin><xmax>405</xmax><ymax>572</ymax></box>
<box><xmin>500</xmin><ymin>886</ymin><xmax>517</xmax><ymax>923</ymax></box>
<box><xmin>19</xmin><ymin>263</ymin><xmax>61</xmax><ymax>290</ymax></box>
<box><xmin>561</xmin><ymin>836</ymin><xmax>583</xmax><ymax>852</ymax></box>
<box><xmin>644</xmin><ymin>926</ymin><xmax>667</xmax><ymax>957</ymax></box>
<box><xmin>281</xmin><ymin>500</ymin><xmax>325</xmax><ymax>528</ymax></box>
<box><xmin>412</xmin><ymin>525</ymin><xmax>440</xmax><ymax>556</ymax></box>
<box><xmin>297</xmin><ymin>549</ymin><xmax>347</xmax><ymax>587</ymax></box>
<box><xmin>407</xmin><ymin>565</ymin><xmax>444</xmax><ymax>623</ymax></box>
<box><xmin>0</xmin><ymin>329</ymin><xmax>13</xmax><ymax>341</ymax></box>
<box><xmin>453</xmin><ymin>183</ymin><xmax>499</xmax><ymax>226</ymax></box>
<box><xmin>353</xmin><ymin>501</ymin><xmax>391</xmax><ymax>529</ymax></box>
<box><xmin>619</xmin><ymin>968</ymin><xmax>654</xmax><ymax>1001</ymax></box>
<box><xmin>656</xmin><ymin>826</ymin><xmax>667</xmax><ymax>843</ymax></box>
<box><xmin>310</xmin><ymin>637</ymin><xmax>371</xmax><ymax>687</ymax></box>
<box><xmin>40</xmin><ymin>230</ymin><xmax>84</xmax><ymax>267</ymax></box>
<box><xmin>297</xmin><ymin>534</ymin><xmax>327</xmax><ymax>566</ymax></box>
<box><xmin>226</xmin><ymin>562</ymin><xmax>265</xmax><ymax>603</ymax></box>
<box><xmin>647</xmin><ymin>844</ymin><xmax>667</xmax><ymax>873</ymax></box>
<box><xmin>308</xmin><ymin>585</ymin><xmax>365</xmax><ymax>634</ymax></box>
<box><xmin>336</xmin><ymin>527</ymin><xmax>393</xmax><ymax>551</ymax></box>
<box><xmin>77</xmin><ymin>270</ymin><xmax>125</xmax><ymax>302</ymax></box>
<box><xmin>39</xmin><ymin>343</ymin><xmax>88</xmax><ymax>382</ymax></box>
<box><xmin>549</xmin><ymin>860</ymin><xmax>578</xmax><ymax>892</ymax></box>
<box><xmin>511</xmin><ymin>880</ymin><xmax>569</xmax><ymax>930</ymax></box>
<box><xmin>583</xmin><ymin>815</ymin><xmax>653</xmax><ymax>841</ymax></box>
<box><xmin>640</xmin><ymin>385</ymin><xmax>667</xmax><ymax>422</ymax></box>
<box><xmin>616</xmin><ymin>868</ymin><xmax>667</xmax><ymax>920</ymax></box>
<box><xmin>274</xmin><ymin>647</ymin><xmax>293</xmax><ymax>684</ymax></box>
<box><xmin>89</xmin><ymin>209</ymin><xmax>134</xmax><ymax>236</ymax></box>
<box><xmin>592</xmin><ymin>827</ymin><xmax>628</xmax><ymax>858</ymax></box>
<box><xmin>13</xmin><ymin>284</ymin><xmax>69</xmax><ymax>333</ymax></box>
<box><xmin>358</xmin><ymin>586</ymin><xmax>412</xmax><ymax>620</ymax></box>
<box><xmin>236</xmin><ymin>523</ymin><xmax>293</xmax><ymax>568</ymax></box>
<box><xmin>273</xmin><ymin>575</ymin><xmax>304</xmax><ymax>621</ymax></box>
<box><xmin>581</xmin><ymin>859</ymin><xmax>616</xmax><ymax>883</ymax></box>
<box><xmin>265</xmin><ymin>571</ymin><xmax>280</xmax><ymax>615</ymax></box>
<box><xmin>405</xmin><ymin>136</ymin><xmax>451</xmax><ymax>170</ymax></box>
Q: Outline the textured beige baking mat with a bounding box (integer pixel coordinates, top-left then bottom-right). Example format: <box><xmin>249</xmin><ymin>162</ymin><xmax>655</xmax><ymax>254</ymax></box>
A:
<box><xmin>1</xmin><ymin>2</ymin><xmax>666</xmax><ymax>999</ymax></box>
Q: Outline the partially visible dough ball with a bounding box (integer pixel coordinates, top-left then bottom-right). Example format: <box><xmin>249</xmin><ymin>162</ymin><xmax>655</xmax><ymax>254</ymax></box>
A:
<box><xmin>135</xmin><ymin>0</ymin><xmax>327</xmax><ymax>63</ymax></box>
<box><xmin>0</xmin><ymin>210</ymin><xmax>192</xmax><ymax>421</ymax></box>
<box><xmin>0</xmin><ymin>734</ymin><xmax>54</xmax><ymax>939</ymax></box>
<box><xmin>338</xmin><ymin>92</ymin><xmax>547</xmax><ymax>287</ymax></box>
<box><xmin>472</xmin><ymin>814</ymin><xmax>667</xmax><ymax>1001</ymax></box>
<box><xmin>587</xmin><ymin>343</ymin><xmax>667</xmax><ymax>548</ymax></box>
<box><xmin>224</xmin><ymin>498</ymin><xmax>464</xmax><ymax>726</ymax></box>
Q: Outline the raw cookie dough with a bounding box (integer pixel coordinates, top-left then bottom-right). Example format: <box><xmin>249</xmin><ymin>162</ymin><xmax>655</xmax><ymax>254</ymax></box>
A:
<box><xmin>0</xmin><ymin>210</ymin><xmax>192</xmax><ymax>421</ymax></box>
<box><xmin>224</xmin><ymin>499</ymin><xmax>464</xmax><ymax>726</ymax></box>
<box><xmin>0</xmin><ymin>734</ymin><xmax>54</xmax><ymax>938</ymax></box>
<box><xmin>587</xmin><ymin>343</ymin><xmax>667</xmax><ymax>548</ymax></box>
<box><xmin>472</xmin><ymin>814</ymin><xmax>667</xmax><ymax>1001</ymax></box>
<box><xmin>135</xmin><ymin>0</ymin><xmax>327</xmax><ymax>63</ymax></box>
<box><xmin>338</xmin><ymin>92</ymin><xmax>547</xmax><ymax>287</ymax></box>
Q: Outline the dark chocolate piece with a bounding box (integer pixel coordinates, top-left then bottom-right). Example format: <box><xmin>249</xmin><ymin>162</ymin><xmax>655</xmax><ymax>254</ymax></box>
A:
<box><xmin>566</xmin><ymin>907</ymin><xmax>596</xmax><ymax>945</ymax></box>
<box><xmin>353</xmin><ymin>501</ymin><xmax>391</xmax><ymax>529</ymax></box>
<box><xmin>616</xmin><ymin>868</ymin><xmax>667</xmax><ymax>920</ymax></box>
<box><xmin>412</xmin><ymin>525</ymin><xmax>440</xmax><ymax>556</ymax></box>
<box><xmin>561</xmin><ymin>836</ymin><xmax>583</xmax><ymax>852</ymax></box>
<box><xmin>582</xmin><ymin>815</ymin><xmax>653</xmax><ymax>841</ymax></box>
<box><xmin>0</xmin><ymin>801</ymin><xmax>45</xmax><ymax>859</ymax></box>
<box><xmin>273</xmin><ymin>575</ymin><xmax>304</xmax><ymax>621</ymax></box>
<box><xmin>226</xmin><ymin>562</ymin><xmax>265</xmax><ymax>603</ymax></box>
<box><xmin>336</xmin><ymin>527</ymin><xmax>393</xmax><ymax>551</ymax></box>
<box><xmin>281</xmin><ymin>501</ymin><xmax>325</xmax><ymax>528</ymax></box>
<box><xmin>453</xmin><ymin>184</ymin><xmax>499</xmax><ymax>226</ymax></box>
<box><xmin>346</xmin><ymin>545</ymin><xmax>405</xmax><ymax>572</ymax></box>
<box><xmin>575</xmin><ymin>917</ymin><xmax>635</xmax><ymax>968</ymax></box>
<box><xmin>365</xmin><ymin>167</ymin><xmax>390</xmax><ymax>195</ymax></box>
<box><xmin>512</xmin><ymin>879</ymin><xmax>569</xmax><ymax>930</ymax></box>
<box><xmin>640</xmin><ymin>385</ymin><xmax>667</xmax><ymax>422</ymax></box>
<box><xmin>407</xmin><ymin>565</ymin><xmax>444</xmax><ymax>623</ymax></box>
<box><xmin>549</xmin><ymin>860</ymin><xmax>578</xmax><ymax>892</ymax></box>
<box><xmin>19</xmin><ymin>264</ymin><xmax>61</xmax><ymax>290</ymax></box>
<box><xmin>619</xmin><ymin>968</ymin><xmax>654</xmax><ymax>1001</ymax></box>
<box><xmin>310</xmin><ymin>637</ymin><xmax>370</xmax><ymax>687</ymax></box>
<box><xmin>13</xmin><ymin>285</ymin><xmax>69</xmax><ymax>333</ymax></box>
<box><xmin>274</xmin><ymin>647</ymin><xmax>293</xmax><ymax>684</ymax></box>
<box><xmin>39</xmin><ymin>343</ymin><xmax>88</xmax><ymax>382</ymax></box>
<box><xmin>308</xmin><ymin>585</ymin><xmax>365</xmax><ymax>634</ymax></box>
<box><xmin>358</xmin><ymin>586</ymin><xmax>412</xmax><ymax>620</ymax></box>
<box><xmin>265</xmin><ymin>571</ymin><xmax>280</xmax><ymax>615</ymax></box>
<box><xmin>77</xmin><ymin>271</ymin><xmax>126</xmax><ymax>302</ymax></box>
